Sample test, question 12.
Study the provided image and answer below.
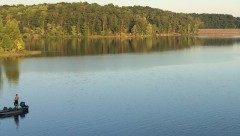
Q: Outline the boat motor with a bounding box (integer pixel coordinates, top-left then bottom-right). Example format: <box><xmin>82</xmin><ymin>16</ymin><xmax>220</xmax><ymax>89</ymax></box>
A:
<box><xmin>20</xmin><ymin>102</ymin><xmax>28</xmax><ymax>108</ymax></box>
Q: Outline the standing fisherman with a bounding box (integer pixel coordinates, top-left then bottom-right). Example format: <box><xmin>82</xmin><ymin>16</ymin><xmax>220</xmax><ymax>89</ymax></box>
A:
<box><xmin>14</xmin><ymin>94</ymin><xmax>19</xmax><ymax>108</ymax></box>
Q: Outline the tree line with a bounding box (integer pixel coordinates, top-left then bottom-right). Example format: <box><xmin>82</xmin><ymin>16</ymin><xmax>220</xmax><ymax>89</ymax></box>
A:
<box><xmin>191</xmin><ymin>13</ymin><xmax>240</xmax><ymax>28</ymax></box>
<box><xmin>0</xmin><ymin>2</ymin><xmax>202</xmax><ymax>39</ymax></box>
<box><xmin>0</xmin><ymin>2</ymin><xmax>239</xmax><ymax>41</ymax></box>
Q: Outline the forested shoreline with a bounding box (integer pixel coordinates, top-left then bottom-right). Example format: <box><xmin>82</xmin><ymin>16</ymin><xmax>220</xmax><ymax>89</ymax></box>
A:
<box><xmin>0</xmin><ymin>2</ymin><xmax>240</xmax><ymax>53</ymax></box>
<box><xmin>1</xmin><ymin>2</ymin><xmax>203</xmax><ymax>39</ymax></box>
<box><xmin>191</xmin><ymin>14</ymin><xmax>240</xmax><ymax>29</ymax></box>
<box><xmin>1</xmin><ymin>2</ymin><xmax>239</xmax><ymax>39</ymax></box>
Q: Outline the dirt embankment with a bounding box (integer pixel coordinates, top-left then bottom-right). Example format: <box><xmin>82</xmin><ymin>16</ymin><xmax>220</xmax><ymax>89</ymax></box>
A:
<box><xmin>198</xmin><ymin>29</ymin><xmax>240</xmax><ymax>36</ymax></box>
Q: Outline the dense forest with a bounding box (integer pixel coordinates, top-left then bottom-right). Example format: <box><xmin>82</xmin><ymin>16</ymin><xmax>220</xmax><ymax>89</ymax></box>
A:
<box><xmin>191</xmin><ymin>13</ymin><xmax>240</xmax><ymax>28</ymax></box>
<box><xmin>0</xmin><ymin>2</ymin><xmax>240</xmax><ymax>52</ymax></box>
<box><xmin>0</xmin><ymin>2</ymin><xmax>202</xmax><ymax>40</ymax></box>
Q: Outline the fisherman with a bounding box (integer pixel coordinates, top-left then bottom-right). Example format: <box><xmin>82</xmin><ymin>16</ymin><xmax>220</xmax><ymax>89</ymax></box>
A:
<box><xmin>14</xmin><ymin>94</ymin><xmax>19</xmax><ymax>108</ymax></box>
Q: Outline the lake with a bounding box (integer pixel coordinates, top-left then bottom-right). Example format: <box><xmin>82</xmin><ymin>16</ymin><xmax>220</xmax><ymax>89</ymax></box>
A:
<box><xmin>1</xmin><ymin>37</ymin><xmax>240</xmax><ymax>136</ymax></box>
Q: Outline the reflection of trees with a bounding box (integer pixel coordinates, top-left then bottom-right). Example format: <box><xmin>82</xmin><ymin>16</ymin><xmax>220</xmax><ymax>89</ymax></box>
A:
<box><xmin>200</xmin><ymin>38</ymin><xmax>240</xmax><ymax>46</ymax></box>
<box><xmin>0</xmin><ymin>59</ymin><xmax>3</xmax><ymax>91</ymax></box>
<box><xmin>24</xmin><ymin>37</ymin><xmax>240</xmax><ymax>57</ymax></box>
<box><xmin>0</xmin><ymin>58</ymin><xmax>21</xmax><ymax>89</ymax></box>
<box><xmin>3</xmin><ymin>58</ymin><xmax>20</xmax><ymax>83</ymax></box>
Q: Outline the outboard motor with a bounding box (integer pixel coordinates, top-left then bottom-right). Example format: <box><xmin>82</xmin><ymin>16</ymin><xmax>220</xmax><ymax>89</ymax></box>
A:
<box><xmin>20</xmin><ymin>102</ymin><xmax>29</xmax><ymax>112</ymax></box>
<box><xmin>20</xmin><ymin>102</ymin><xmax>26</xmax><ymax>108</ymax></box>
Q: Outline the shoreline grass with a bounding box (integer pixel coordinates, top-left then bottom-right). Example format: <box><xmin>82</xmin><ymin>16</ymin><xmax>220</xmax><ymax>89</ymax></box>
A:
<box><xmin>0</xmin><ymin>51</ymin><xmax>41</xmax><ymax>58</ymax></box>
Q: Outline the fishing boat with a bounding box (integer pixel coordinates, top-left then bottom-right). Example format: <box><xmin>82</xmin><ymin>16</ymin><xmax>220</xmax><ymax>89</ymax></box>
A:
<box><xmin>0</xmin><ymin>102</ymin><xmax>29</xmax><ymax>118</ymax></box>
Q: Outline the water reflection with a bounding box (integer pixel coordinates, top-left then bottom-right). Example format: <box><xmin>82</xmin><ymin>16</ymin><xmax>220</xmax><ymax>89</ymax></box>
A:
<box><xmin>0</xmin><ymin>58</ymin><xmax>21</xmax><ymax>91</ymax></box>
<box><xmin>24</xmin><ymin>37</ymin><xmax>240</xmax><ymax>57</ymax></box>
<box><xmin>14</xmin><ymin>115</ymin><xmax>19</xmax><ymax>128</ymax></box>
<box><xmin>0</xmin><ymin>60</ymin><xmax>3</xmax><ymax>90</ymax></box>
<box><xmin>25</xmin><ymin>37</ymin><xmax>195</xmax><ymax>56</ymax></box>
<box><xmin>15</xmin><ymin>112</ymin><xmax>28</xmax><ymax>128</ymax></box>
<box><xmin>0</xmin><ymin>112</ymin><xmax>28</xmax><ymax>129</ymax></box>
<box><xmin>199</xmin><ymin>37</ymin><xmax>240</xmax><ymax>46</ymax></box>
<box><xmin>1</xmin><ymin>37</ymin><xmax>240</xmax><ymax>135</ymax></box>
<box><xmin>0</xmin><ymin>37</ymin><xmax>240</xmax><ymax>87</ymax></box>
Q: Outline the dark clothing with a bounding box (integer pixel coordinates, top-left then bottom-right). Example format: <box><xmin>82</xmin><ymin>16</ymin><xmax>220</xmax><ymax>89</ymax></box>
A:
<box><xmin>14</xmin><ymin>100</ymin><xmax>18</xmax><ymax>106</ymax></box>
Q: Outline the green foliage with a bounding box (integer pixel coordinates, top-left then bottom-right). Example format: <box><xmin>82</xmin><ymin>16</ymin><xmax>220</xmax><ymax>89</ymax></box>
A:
<box><xmin>0</xmin><ymin>18</ymin><xmax>24</xmax><ymax>51</ymax></box>
<box><xmin>82</xmin><ymin>23</ymin><xmax>89</xmax><ymax>36</ymax></box>
<box><xmin>131</xmin><ymin>25</ymin><xmax>138</xmax><ymax>36</ymax></box>
<box><xmin>95</xmin><ymin>19</ymin><xmax>102</xmax><ymax>35</ymax></box>
<box><xmin>1</xmin><ymin>35</ymin><xmax>13</xmax><ymax>51</ymax></box>
<box><xmin>0</xmin><ymin>2</ymin><xmax>205</xmax><ymax>37</ymax></box>
<box><xmin>35</xmin><ymin>27</ymin><xmax>45</xmax><ymax>36</ymax></box>
<box><xmin>46</xmin><ymin>23</ymin><xmax>65</xmax><ymax>38</ymax></box>
<box><xmin>0</xmin><ymin>16</ymin><xmax>3</xmax><ymax>39</ymax></box>
<box><xmin>191</xmin><ymin>13</ymin><xmax>240</xmax><ymax>28</ymax></box>
<box><xmin>4</xmin><ymin>19</ymin><xmax>21</xmax><ymax>41</ymax></box>
<box><xmin>146</xmin><ymin>24</ymin><xmax>153</xmax><ymax>35</ymax></box>
<box><xmin>16</xmin><ymin>38</ymin><xmax>25</xmax><ymax>51</ymax></box>
<box><xmin>238</xmin><ymin>17</ymin><xmax>240</xmax><ymax>28</ymax></box>
<box><xmin>0</xmin><ymin>17</ymin><xmax>3</xmax><ymax>49</ymax></box>
<box><xmin>71</xmin><ymin>25</ymin><xmax>77</xmax><ymax>36</ymax></box>
<box><xmin>1</xmin><ymin>2</ymin><xmax>238</xmax><ymax>38</ymax></box>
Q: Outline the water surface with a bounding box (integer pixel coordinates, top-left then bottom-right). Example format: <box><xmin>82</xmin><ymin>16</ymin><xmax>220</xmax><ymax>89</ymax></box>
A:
<box><xmin>0</xmin><ymin>37</ymin><xmax>240</xmax><ymax>136</ymax></box>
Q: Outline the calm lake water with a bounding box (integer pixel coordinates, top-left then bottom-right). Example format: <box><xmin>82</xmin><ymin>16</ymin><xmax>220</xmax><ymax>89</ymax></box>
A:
<box><xmin>1</xmin><ymin>37</ymin><xmax>240</xmax><ymax>136</ymax></box>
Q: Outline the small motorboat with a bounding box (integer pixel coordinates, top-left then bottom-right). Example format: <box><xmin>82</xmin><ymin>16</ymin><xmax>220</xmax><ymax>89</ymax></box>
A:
<box><xmin>0</xmin><ymin>102</ymin><xmax>29</xmax><ymax>118</ymax></box>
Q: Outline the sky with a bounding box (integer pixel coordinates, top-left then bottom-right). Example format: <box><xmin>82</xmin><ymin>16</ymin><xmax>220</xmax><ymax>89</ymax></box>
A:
<box><xmin>1</xmin><ymin>0</ymin><xmax>240</xmax><ymax>17</ymax></box>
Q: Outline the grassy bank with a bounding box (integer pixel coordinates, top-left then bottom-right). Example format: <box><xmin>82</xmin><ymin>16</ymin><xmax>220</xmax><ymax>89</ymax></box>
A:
<box><xmin>198</xmin><ymin>29</ymin><xmax>240</xmax><ymax>36</ymax></box>
<box><xmin>0</xmin><ymin>51</ymin><xmax>41</xmax><ymax>58</ymax></box>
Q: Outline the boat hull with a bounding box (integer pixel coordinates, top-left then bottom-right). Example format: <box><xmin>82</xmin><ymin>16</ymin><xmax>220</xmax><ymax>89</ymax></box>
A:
<box><xmin>0</xmin><ymin>107</ymin><xmax>29</xmax><ymax>118</ymax></box>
